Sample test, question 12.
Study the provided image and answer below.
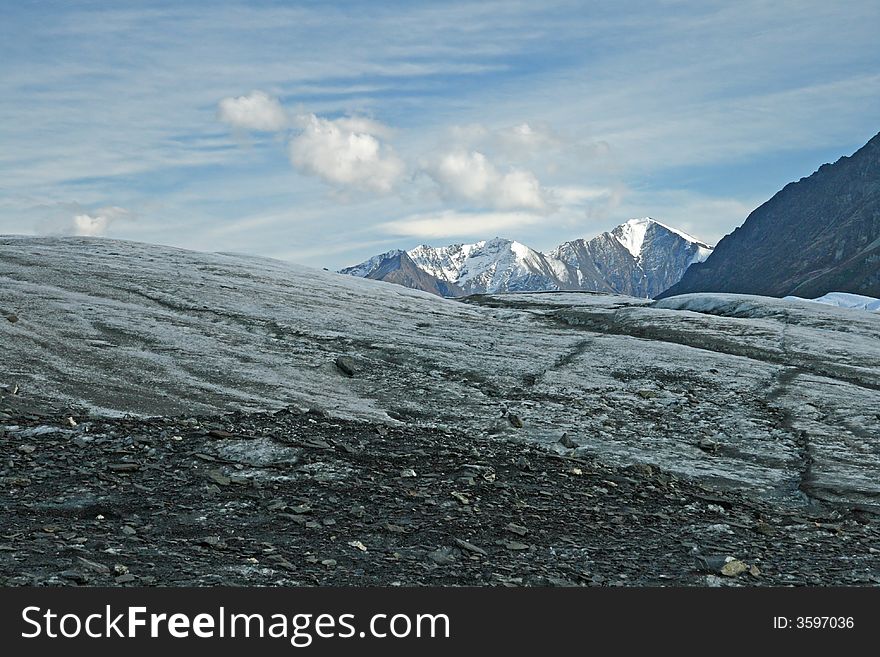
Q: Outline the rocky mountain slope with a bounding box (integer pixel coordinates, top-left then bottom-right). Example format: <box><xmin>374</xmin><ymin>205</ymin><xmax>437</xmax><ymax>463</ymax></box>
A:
<box><xmin>340</xmin><ymin>249</ymin><xmax>463</xmax><ymax>297</ymax></box>
<box><xmin>660</xmin><ymin>131</ymin><xmax>880</xmax><ymax>299</ymax></box>
<box><xmin>341</xmin><ymin>218</ymin><xmax>712</xmax><ymax>297</ymax></box>
<box><xmin>551</xmin><ymin>218</ymin><xmax>713</xmax><ymax>298</ymax></box>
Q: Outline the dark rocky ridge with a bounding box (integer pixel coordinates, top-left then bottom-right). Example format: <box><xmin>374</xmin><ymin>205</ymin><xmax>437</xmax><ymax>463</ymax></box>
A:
<box><xmin>660</xmin><ymin>131</ymin><xmax>880</xmax><ymax>299</ymax></box>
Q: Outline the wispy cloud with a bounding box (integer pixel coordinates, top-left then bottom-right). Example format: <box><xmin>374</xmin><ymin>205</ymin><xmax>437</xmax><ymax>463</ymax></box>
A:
<box><xmin>379</xmin><ymin>210</ymin><xmax>544</xmax><ymax>239</ymax></box>
<box><xmin>0</xmin><ymin>0</ymin><xmax>877</xmax><ymax>268</ymax></box>
<box><xmin>217</xmin><ymin>91</ymin><xmax>288</xmax><ymax>131</ymax></box>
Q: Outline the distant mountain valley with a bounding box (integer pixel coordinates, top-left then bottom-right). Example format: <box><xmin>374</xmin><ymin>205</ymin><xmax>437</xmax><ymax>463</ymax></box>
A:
<box><xmin>341</xmin><ymin>217</ymin><xmax>713</xmax><ymax>298</ymax></box>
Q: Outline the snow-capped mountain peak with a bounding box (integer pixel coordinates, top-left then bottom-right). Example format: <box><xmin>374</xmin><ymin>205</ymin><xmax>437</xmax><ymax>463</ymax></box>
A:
<box><xmin>407</xmin><ymin>237</ymin><xmax>560</xmax><ymax>293</ymax></box>
<box><xmin>611</xmin><ymin>217</ymin><xmax>711</xmax><ymax>261</ymax></box>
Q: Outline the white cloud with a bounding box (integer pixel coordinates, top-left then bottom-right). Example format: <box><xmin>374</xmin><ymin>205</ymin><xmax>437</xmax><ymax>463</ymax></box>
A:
<box><xmin>37</xmin><ymin>205</ymin><xmax>131</xmax><ymax>237</ymax></box>
<box><xmin>379</xmin><ymin>209</ymin><xmax>543</xmax><ymax>239</ymax></box>
<box><xmin>217</xmin><ymin>91</ymin><xmax>288</xmax><ymax>131</ymax></box>
<box><xmin>424</xmin><ymin>150</ymin><xmax>551</xmax><ymax>212</ymax></box>
<box><xmin>288</xmin><ymin>114</ymin><xmax>404</xmax><ymax>193</ymax></box>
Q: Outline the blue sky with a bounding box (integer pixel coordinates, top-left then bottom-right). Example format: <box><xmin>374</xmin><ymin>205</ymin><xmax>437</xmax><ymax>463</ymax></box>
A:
<box><xmin>1</xmin><ymin>0</ymin><xmax>878</xmax><ymax>268</ymax></box>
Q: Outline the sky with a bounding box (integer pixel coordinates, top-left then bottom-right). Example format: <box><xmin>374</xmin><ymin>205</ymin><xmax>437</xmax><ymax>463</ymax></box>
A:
<box><xmin>1</xmin><ymin>0</ymin><xmax>879</xmax><ymax>269</ymax></box>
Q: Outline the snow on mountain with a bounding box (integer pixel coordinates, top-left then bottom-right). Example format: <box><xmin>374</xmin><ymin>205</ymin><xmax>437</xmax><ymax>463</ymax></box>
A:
<box><xmin>342</xmin><ymin>218</ymin><xmax>713</xmax><ymax>297</ymax></box>
<box><xmin>784</xmin><ymin>291</ymin><xmax>880</xmax><ymax>313</ymax></box>
<box><xmin>339</xmin><ymin>249</ymin><xmax>462</xmax><ymax>297</ymax></box>
<box><xmin>612</xmin><ymin>218</ymin><xmax>710</xmax><ymax>260</ymax></box>
<box><xmin>408</xmin><ymin>238</ymin><xmax>561</xmax><ymax>294</ymax></box>
<box><xmin>551</xmin><ymin>217</ymin><xmax>714</xmax><ymax>298</ymax></box>
<box><xmin>612</xmin><ymin>217</ymin><xmax>652</xmax><ymax>258</ymax></box>
<box><xmin>339</xmin><ymin>249</ymin><xmax>406</xmax><ymax>278</ymax></box>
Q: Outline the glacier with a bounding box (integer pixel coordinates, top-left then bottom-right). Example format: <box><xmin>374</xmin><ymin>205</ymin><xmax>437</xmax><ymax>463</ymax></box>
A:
<box><xmin>2</xmin><ymin>236</ymin><xmax>879</xmax><ymax>512</ymax></box>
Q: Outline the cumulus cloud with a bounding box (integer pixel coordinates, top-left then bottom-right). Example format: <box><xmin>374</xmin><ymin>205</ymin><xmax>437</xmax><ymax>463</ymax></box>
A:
<box><xmin>288</xmin><ymin>114</ymin><xmax>404</xmax><ymax>193</ymax></box>
<box><xmin>37</xmin><ymin>205</ymin><xmax>131</xmax><ymax>237</ymax></box>
<box><xmin>424</xmin><ymin>150</ymin><xmax>551</xmax><ymax>212</ymax></box>
<box><xmin>217</xmin><ymin>91</ymin><xmax>288</xmax><ymax>131</ymax></box>
<box><xmin>379</xmin><ymin>209</ymin><xmax>543</xmax><ymax>239</ymax></box>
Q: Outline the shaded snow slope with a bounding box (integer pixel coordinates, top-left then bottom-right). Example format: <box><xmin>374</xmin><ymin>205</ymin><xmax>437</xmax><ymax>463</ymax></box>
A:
<box><xmin>2</xmin><ymin>237</ymin><xmax>879</xmax><ymax>511</ymax></box>
<box><xmin>784</xmin><ymin>292</ymin><xmax>880</xmax><ymax>313</ymax></box>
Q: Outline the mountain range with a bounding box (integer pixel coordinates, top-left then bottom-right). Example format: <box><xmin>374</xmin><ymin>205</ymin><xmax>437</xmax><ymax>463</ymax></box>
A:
<box><xmin>341</xmin><ymin>217</ymin><xmax>713</xmax><ymax>297</ymax></box>
<box><xmin>660</xmin><ymin>131</ymin><xmax>880</xmax><ymax>299</ymax></box>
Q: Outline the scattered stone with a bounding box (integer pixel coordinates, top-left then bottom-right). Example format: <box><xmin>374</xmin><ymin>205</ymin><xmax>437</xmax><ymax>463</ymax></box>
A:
<box><xmin>59</xmin><ymin>570</ymin><xmax>87</xmax><ymax>584</ymax></box>
<box><xmin>66</xmin><ymin>416</ymin><xmax>77</xmax><ymax>428</ymax></box>
<box><xmin>720</xmin><ymin>559</ymin><xmax>749</xmax><ymax>577</ymax></box>
<box><xmin>428</xmin><ymin>548</ymin><xmax>456</xmax><ymax>566</ymax></box>
<box><xmin>559</xmin><ymin>433</ymin><xmax>577</xmax><ymax>449</ymax></box>
<box><xmin>0</xmin><ymin>398</ymin><xmax>875</xmax><ymax>588</ymax></box>
<box><xmin>206</xmin><ymin>470</ymin><xmax>231</xmax><ymax>486</ymax></box>
<box><xmin>17</xmin><ymin>444</ymin><xmax>35</xmax><ymax>454</ymax></box>
<box><xmin>454</xmin><ymin>538</ymin><xmax>487</xmax><ymax>556</ymax></box>
<box><xmin>302</xmin><ymin>438</ymin><xmax>333</xmax><ymax>450</ymax></box>
<box><xmin>108</xmin><ymin>463</ymin><xmax>140</xmax><ymax>472</ymax></box>
<box><xmin>507</xmin><ymin>413</ymin><xmax>524</xmax><ymax>428</ymax></box>
<box><xmin>400</xmin><ymin>468</ymin><xmax>417</xmax><ymax>478</ymax></box>
<box><xmin>504</xmin><ymin>542</ymin><xmax>530</xmax><ymax>551</ymax></box>
<box><xmin>697</xmin><ymin>438</ymin><xmax>719</xmax><ymax>453</ymax></box>
<box><xmin>279</xmin><ymin>513</ymin><xmax>308</xmax><ymax>524</ymax></box>
<box><xmin>5</xmin><ymin>314</ymin><xmax>18</xmax><ymax>323</ymax></box>
<box><xmin>626</xmin><ymin>463</ymin><xmax>655</xmax><ymax>477</ymax></box>
<box><xmin>335</xmin><ymin>356</ymin><xmax>356</xmax><ymax>377</ymax></box>
<box><xmin>754</xmin><ymin>521</ymin><xmax>773</xmax><ymax>535</ymax></box>
<box><xmin>208</xmin><ymin>429</ymin><xmax>235</xmax><ymax>439</ymax></box>
<box><xmin>76</xmin><ymin>557</ymin><xmax>110</xmax><ymax>574</ymax></box>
